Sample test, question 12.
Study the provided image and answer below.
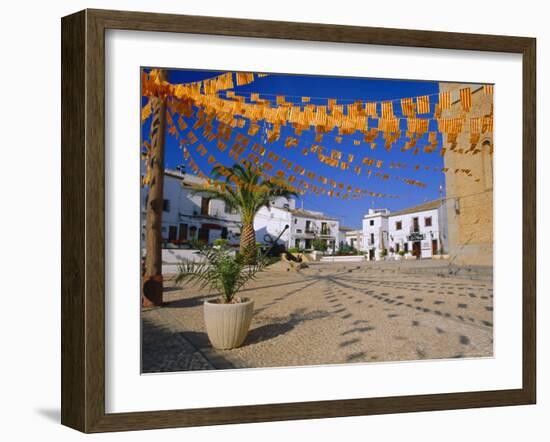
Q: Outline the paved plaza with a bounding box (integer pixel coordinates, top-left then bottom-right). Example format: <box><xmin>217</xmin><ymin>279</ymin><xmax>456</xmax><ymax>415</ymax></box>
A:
<box><xmin>142</xmin><ymin>260</ymin><xmax>493</xmax><ymax>373</ymax></box>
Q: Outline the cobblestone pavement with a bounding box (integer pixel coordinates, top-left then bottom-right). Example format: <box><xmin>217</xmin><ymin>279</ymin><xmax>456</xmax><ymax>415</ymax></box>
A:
<box><xmin>142</xmin><ymin>260</ymin><xmax>493</xmax><ymax>373</ymax></box>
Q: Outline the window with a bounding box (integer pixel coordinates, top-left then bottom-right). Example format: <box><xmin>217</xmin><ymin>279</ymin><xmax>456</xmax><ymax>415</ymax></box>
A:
<box><xmin>395</xmin><ymin>220</ymin><xmax>402</xmax><ymax>230</ymax></box>
<box><xmin>162</xmin><ymin>199</ymin><xmax>170</xmax><ymax>212</ymax></box>
<box><xmin>412</xmin><ymin>217</ymin><xmax>419</xmax><ymax>232</ymax></box>
<box><xmin>369</xmin><ymin>220</ymin><xmax>374</xmax><ymax>226</ymax></box>
<box><xmin>305</xmin><ymin>220</ymin><xmax>313</xmax><ymax>233</ymax></box>
<box><xmin>295</xmin><ymin>239</ymin><xmax>300</xmax><ymax>248</ymax></box>
<box><xmin>294</xmin><ymin>218</ymin><xmax>297</xmax><ymax>224</ymax></box>
<box><xmin>201</xmin><ymin>198</ymin><xmax>210</xmax><ymax>216</ymax></box>
<box><xmin>370</xmin><ymin>233</ymin><xmax>374</xmax><ymax>244</ymax></box>
<box><xmin>223</xmin><ymin>203</ymin><xmax>233</xmax><ymax>214</ymax></box>
<box><xmin>425</xmin><ymin>216</ymin><xmax>432</xmax><ymax>227</ymax></box>
<box><xmin>178</xmin><ymin>223</ymin><xmax>188</xmax><ymax>241</ymax></box>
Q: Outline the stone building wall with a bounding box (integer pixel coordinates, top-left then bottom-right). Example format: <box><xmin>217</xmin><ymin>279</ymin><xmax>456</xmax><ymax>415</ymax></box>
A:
<box><xmin>440</xmin><ymin>82</ymin><xmax>494</xmax><ymax>266</ymax></box>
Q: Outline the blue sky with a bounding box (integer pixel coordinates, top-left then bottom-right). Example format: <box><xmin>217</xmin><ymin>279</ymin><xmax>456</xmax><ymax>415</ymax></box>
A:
<box><xmin>142</xmin><ymin>69</ymin><xmax>446</xmax><ymax>229</ymax></box>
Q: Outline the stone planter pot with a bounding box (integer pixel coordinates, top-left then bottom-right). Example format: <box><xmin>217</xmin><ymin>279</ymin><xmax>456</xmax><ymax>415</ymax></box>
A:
<box><xmin>203</xmin><ymin>298</ymin><xmax>254</xmax><ymax>349</ymax></box>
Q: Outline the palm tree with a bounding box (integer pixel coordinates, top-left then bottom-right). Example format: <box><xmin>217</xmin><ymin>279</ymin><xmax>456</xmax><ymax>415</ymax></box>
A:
<box><xmin>196</xmin><ymin>164</ymin><xmax>297</xmax><ymax>264</ymax></box>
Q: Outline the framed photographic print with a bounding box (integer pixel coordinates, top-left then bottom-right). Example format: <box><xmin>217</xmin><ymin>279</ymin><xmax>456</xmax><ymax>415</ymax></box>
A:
<box><xmin>61</xmin><ymin>9</ymin><xmax>536</xmax><ymax>433</ymax></box>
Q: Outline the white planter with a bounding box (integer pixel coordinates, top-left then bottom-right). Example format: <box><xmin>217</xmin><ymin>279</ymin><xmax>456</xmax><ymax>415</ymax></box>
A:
<box><xmin>203</xmin><ymin>298</ymin><xmax>254</xmax><ymax>349</ymax></box>
<box><xmin>309</xmin><ymin>250</ymin><xmax>324</xmax><ymax>261</ymax></box>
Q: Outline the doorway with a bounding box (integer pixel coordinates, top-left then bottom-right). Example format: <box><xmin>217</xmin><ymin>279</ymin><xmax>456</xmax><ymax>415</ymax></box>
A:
<box><xmin>432</xmin><ymin>239</ymin><xmax>438</xmax><ymax>255</ymax></box>
<box><xmin>168</xmin><ymin>225</ymin><xmax>177</xmax><ymax>242</ymax></box>
<box><xmin>178</xmin><ymin>223</ymin><xmax>188</xmax><ymax>243</ymax></box>
<box><xmin>369</xmin><ymin>249</ymin><xmax>375</xmax><ymax>260</ymax></box>
<box><xmin>198</xmin><ymin>227</ymin><xmax>209</xmax><ymax>244</ymax></box>
<box><xmin>412</xmin><ymin>241</ymin><xmax>421</xmax><ymax>258</ymax></box>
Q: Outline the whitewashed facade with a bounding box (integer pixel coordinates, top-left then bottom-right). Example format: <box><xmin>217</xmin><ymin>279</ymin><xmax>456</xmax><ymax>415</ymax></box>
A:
<box><xmin>140</xmin><ymin>170</ymin><xmax>242</xmax><ymax>248</ymax></box>
<box><xmin>254</xmin><ymin>205</ymin><xmax>340</xmax><ymax>251</ymax></box>
<box><xmin>343</xmin><ymin>229</ymin><xmax>363</xmax><ymax>250</ymax></box>
<box><xmin>362</xmin><ymin>201</ymin><xmax>448</xmax><ymax>260</ymax></box>
<box><xmin>362</xmin><ymin>209</ymin><xmax>390</xmax><ymax>260</ymax></box>
<box><xmin>141</xmin><ymin>169</ymin><xmax>339</xmax><ymax>251</ymax></box>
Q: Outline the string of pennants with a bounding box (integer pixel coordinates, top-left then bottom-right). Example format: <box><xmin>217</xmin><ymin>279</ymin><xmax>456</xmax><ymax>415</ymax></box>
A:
<box><xmin>174</xmin><ymin>106</ymin><xmax>428</xmax><ymax>188</ymax></box>
<box><xmin>159</xmin><ymin>96</ymin><xmax>481</xmax><ymax>187</ymax></box>
<box><xmin>182</xmin><ymin>144</ymin><xmax>392</xmax><ymax>201</ymax></box>
<box><xmin>141</xmin><ymin>69</ymin><xmax>492</xmax><ymax>196</ymax></box>
<box><xmin>174</xmin><ymin>112</ymin><xmax>400</xmax><ymax>200</ymax></box>
<box><xmin>142</xmin><ymin>69</ymin><xmax>494</xmax><ymax>155</ymax></box>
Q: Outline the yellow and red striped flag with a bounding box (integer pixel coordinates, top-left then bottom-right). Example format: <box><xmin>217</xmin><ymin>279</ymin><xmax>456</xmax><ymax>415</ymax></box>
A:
<box><xmin>460</xmin><ymin>87</ymin><xmax>472</xmax><ymax>112</ymax></box>
<box><xmin>417</xmin><ymin>95</ymin><xmax>430</xmax><ymax>114</ymax></box>
<box><xmin>482</xmin><ymin>115</ymin><xmax>494</xmax><ymax>133</ymax></box>
<box><xmin>483</xmin><ymin>84</ymin><xmax>494</xmax><ymax>95</ymax></box>
<box><xmin>470</xmin><ymin>117</ymin><xmax>481</xmax><ymax>134</ymax></box>
<box><xmin>401</xmin><ymin>97</ymin><xmax>416</xmax><ymax>117</ymax></box>
<box><xmin>381</xmin><ymin>101</ymin><xmax>394</xmax><ymax>118</ymax></box>
<box><xmin>365</xmin><ymin>102</ymin><xmax>377</xmax><ymax>117</ymax></box>
<box><xmin>439</xmin><ymin>91</ymin><xmax>451</xmax><ymax>110</ymax></box>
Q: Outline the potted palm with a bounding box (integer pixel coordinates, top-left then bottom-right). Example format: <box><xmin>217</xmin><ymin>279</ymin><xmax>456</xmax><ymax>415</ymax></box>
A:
<box><xmin>176</xmin><ymin>244</ymin><xmax>270</xmax><ymax>349</ymax></box>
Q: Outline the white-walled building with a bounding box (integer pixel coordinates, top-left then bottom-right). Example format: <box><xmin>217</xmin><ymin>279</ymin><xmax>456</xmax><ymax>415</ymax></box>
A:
<box><xmin>362</xmin><ymin>200</ymin><xmax>448</xmax><ymax>260</ymax></box>
<box><xmin>140</xmin><ymin>169</ymin><xmax>242</xmax><ymax>248</ymax></box>
<box><xmin>254</xmin><ymin>205</ymin><xmax>340</xmax><ymax>251</ymax></box>
<box><xmin>141</xmin><ymin>169</ymin><xmax>339</xmax><ymax>251</ymax></box>
<box><xmin>341</xmin><ymin>228</ymin><xmax>363</xmax><ymax>251</ymax></box>
<box><xmin>362</xmin><ymin>208</ymin><xmax>390</xmax><ymax>260</ymax></box>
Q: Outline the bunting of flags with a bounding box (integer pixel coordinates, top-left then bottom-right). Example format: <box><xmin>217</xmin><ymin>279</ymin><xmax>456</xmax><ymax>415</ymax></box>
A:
<box><xmin>142</xmin><ymin>69</ymin><xmax>493</xmax><ymax>201</ymax></box>
<box><xmin>142</xmin><ymin>70</ymin><xmax>493</xmax><ymax>151</ymax></box>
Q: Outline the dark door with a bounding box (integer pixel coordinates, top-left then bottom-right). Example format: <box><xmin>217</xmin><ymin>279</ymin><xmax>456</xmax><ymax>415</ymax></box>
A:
<box><xmin>369</xmin><ymin>249</ymin><xmax>375</xmax><ymax>260</ymax></box>
<box><xmin>178</xmin><ymin>223</ymin><xmax>188</xmax><ymax>242</ymax></box>
<box><xmin>412</xmin><ymin>241</ymin><xmax>421</xmax><ymax>258</ymax></box>
<box><xmin>198</xmin><ymin>228</ymin><xmax>209</xmax><ymax>244</ymax></box>
<box><xmin>432</xmin><ymin>239</ymin><xmax>438</xmax><ymax>255</ymax></box>
<box><xmin>168</xmin><ymin>225</ymin><xmax>177</xmax><ymax>242</ymax></box>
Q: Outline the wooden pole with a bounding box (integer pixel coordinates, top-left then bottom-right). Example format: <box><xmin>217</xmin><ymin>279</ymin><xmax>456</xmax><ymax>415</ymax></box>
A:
<box><xmin>142</xmin><ymin>69</ymin><xmax>167</xmax><ymax>307</ymax></box>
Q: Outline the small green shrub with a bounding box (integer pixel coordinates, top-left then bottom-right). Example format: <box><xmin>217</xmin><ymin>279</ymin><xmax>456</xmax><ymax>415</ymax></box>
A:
<box><xmin>312</xmin><ymin>238</ymin><xmax>328</xmax><ymax>252</ymax></box>
<box><xmin>213</xmin><ymin>238</ymin><xmax>229</xmax><ymax>247</ymax></box>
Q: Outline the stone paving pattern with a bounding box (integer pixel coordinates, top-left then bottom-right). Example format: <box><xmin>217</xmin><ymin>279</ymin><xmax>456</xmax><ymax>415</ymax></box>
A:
<box><xmin>142</xmin><ymin>260</ymin><xmax>493</xmax><ymax>373</ymax></box>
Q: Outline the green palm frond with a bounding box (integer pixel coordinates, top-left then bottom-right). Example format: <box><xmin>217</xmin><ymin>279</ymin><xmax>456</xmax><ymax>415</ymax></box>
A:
<box><xmin>191</xmin><ymin>163</ymin><xmax>298</xmax><ymax>223</ymax></box>
<box><xmin>175</xmin><ymin>245</ymin><xmax>272</xmax><ymax>303</ymax></box>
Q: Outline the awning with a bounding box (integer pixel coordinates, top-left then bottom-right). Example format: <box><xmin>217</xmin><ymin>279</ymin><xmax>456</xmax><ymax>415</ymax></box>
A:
<box><xmin>201</xmin><ymin>223</ymin><xmax>223</xmax><ymax>230</ymax></box>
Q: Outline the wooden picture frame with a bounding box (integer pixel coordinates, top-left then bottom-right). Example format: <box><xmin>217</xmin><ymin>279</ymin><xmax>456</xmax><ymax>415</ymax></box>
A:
<box><xmin>61</xmin><ymin>8</ymin><xmax>536</xmax><ymax>433</ymax></box>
